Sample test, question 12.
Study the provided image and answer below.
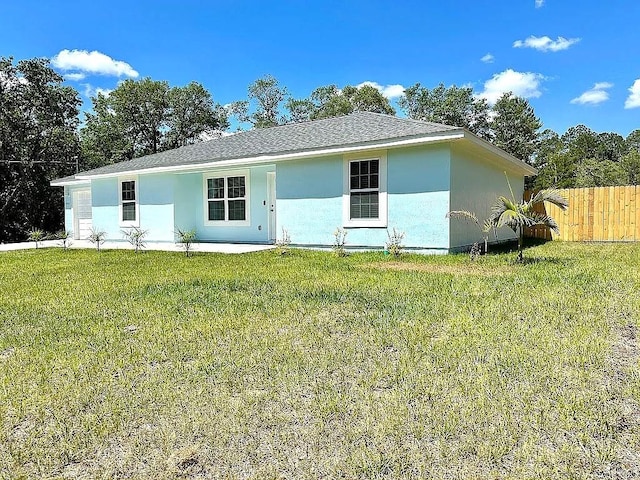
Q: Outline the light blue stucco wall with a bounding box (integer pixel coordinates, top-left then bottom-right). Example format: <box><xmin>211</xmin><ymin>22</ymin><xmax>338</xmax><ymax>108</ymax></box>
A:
<box><xmin>276</xmin><ymin>155</ymin><xmax>343</xmax><ymax>245</ymax></box>
<box><xmin>387</xmin><ymin>145</ymin><xmax>450</xmax><ymax>249</ymax></box>
<box><xmin>276</xmin><ymin>145</ymin><xmax>451</xmax><ymax>250</ymax></box>
<box><xmin>174</xmin><ymin>165</ymin><xmax>275</xmax><ymax>243</ymax></box>
<box><xmin>139</xmin><ymin>174</ymin><xmax>174</xmax><ymax>241</ymax></box>
<box><xmin>449</xmin><ymin>145</ymin><xmax>523</xmax><ymax>249</ymax></box>
<box><xmin>68</xmin><ymin>141</ymin><xmax>528</xmax><ymax>251</ymax></box>
<box><xmin>85</xmin><ymin>166</ymin><xmax>274</xmax><ymax>243</ymax></box>
<box><xmin>91</xmin><ymin>174</ymin><xmax>174</xmax><ymax>242</ymax></box>
<box><xmin>173</xmin><ymin>173</ymin><xmax>198</xmax><ymax>234</ymax></box>
<box><xmin>91</xmin><ymin>177</ymin><xmax>119</xmax><ymax>239</ymax></box>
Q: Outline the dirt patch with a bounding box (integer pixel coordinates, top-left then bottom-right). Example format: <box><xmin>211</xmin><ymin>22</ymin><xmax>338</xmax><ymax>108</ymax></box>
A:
<box><xmin>0</xmin><ymin>347</ymin><xmax>15</xmax><ymax>360</ymax></box>
<box><xmin>613</xmin><ymin>324</ymin><xmax>638</xmax><ymax>378</ymax></box>
<box><xmin>605</xmin><ymin>322</ymin><xmax>640</xmax><ymax>478</ymax></box>
<box><xmin>360</xmin><ymin>261</ymin><xmax>511</xmax><ymax>277</ymax></box>
<box><xmin>168</xmin><ymin>445</ymin><xmax>207</xmax><ymax>477</ymax></box>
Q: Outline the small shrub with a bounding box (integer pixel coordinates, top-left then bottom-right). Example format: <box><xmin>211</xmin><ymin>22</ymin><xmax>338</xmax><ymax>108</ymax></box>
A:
<box><xmin>176</xmin><ymin>228</ymin><xmax>197</xmax><ymax>257</ymax></box>
<box><xmin>469</xmin><ymin>242</ymin><xmax>481</xmax><ymax>261</ymax></box>
<box><xmin>332</xmin><ymin>227</ymin><xmax>348</xmax><ymax>257</ymax></box>
<box><xmin>56</xmin><ymin>230</ymin><xmax>73</xmax><ymax>250</ymax></box>
<box><xmin>27</xmin><ymin>228</ymin><xmax>46</xmax><ymax>249</ymax></box>
<box><xmin>122</xmin><ymin>226</ymin><xmax>148</xmax><ymax>253</ymax></box>
<box><xmin>88</xmin><ymin>228</ymin><xmax>106</xmax><ymax>252</ymax></box>
<box><xmin>275</xmin><ymin>228</ymin><xmax>291</xmax><ymax>255</ymax></box>
<box><xmin>385</xmin><ymin>228</ymin><xmax>405</xmax><ymax>258</ymax></box>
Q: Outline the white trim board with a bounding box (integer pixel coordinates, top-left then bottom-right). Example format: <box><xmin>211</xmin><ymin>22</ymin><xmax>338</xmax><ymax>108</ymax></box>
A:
<box><xmin>202</xmin><ymin>169</ymin><xmax>251</xmax><ymax>227</ymax></box>
<box><xmin>342</xmin><ymin>150</ymin><xmax>388</xmax><ymax>228</ymax></box>
<box><xmin>118</xmin><ymin>175</ymin><xmax>140</xmax><ymax>228</ymax></box>
<box><xmin>51</xmin><ymin>179</ymin><xmax>90</xmax><ymax>187</ymax></box>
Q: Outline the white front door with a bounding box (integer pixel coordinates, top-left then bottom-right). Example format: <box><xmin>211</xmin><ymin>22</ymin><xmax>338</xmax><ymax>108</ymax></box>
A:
<box><xmin>267</xmin><ymin>172</ymin><xmax>276</xmax><ymax>242</ymax></box>
<box><xmin>73</xmin><ymin>189</ymin><xmax>92</xmax><ymax>240</ymax></box>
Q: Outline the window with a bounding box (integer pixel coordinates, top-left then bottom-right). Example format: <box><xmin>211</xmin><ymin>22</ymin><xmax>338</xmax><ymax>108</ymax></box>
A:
<box><xmin>343</xmin><ymin>152</ymin><xmax>387</xmax><ymax>228</ymax></box>
<box><xmin>119</xmin><ymin>177</ymin><xmax>138</xmax><ymax>226</ymax></box>
<box><xmin>204</xmin><ymin>171</ymin><xmax>250</xmax><ymax>226</ymax></box>
<box><xmin>350</xmin><ymin>159</ymin><xmax>379</xmax><ymax>219</ymax></box>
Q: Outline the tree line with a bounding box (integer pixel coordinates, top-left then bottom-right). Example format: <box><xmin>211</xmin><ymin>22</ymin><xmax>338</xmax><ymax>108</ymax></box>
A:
<box><xmin>1</xmin><ymin>56</ymin><xmax>638</xmax><ymax>242</ymax></box>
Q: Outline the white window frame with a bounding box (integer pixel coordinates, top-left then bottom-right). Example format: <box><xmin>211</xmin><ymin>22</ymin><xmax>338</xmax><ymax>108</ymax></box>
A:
<box><xmin>343</xmin><ymin>151</ymin><xmax>387</xmax><ymax>228</ymax></box>
<box><xmin>119</xmin><ymin>175</ymin><xmax>139</xmax><ymax>227</ymax></box>
<box><xmin>203</xmin><ymin>169</ymin><xmax>251</xmax><ymax>227</ymax></box>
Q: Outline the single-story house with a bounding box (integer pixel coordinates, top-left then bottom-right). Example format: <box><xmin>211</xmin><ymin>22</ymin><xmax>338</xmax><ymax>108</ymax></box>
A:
<box><xmin>51</xmin><ymin>112</ymin><xmax>537</xmax><ymax>253</ymax></box>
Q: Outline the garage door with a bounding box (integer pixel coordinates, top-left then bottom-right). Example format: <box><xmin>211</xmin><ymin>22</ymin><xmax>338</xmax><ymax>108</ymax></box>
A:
<box><xmin>73</xmin><ymin>189</ymin><xmax>92</xmax><ymax>240</ymax></box>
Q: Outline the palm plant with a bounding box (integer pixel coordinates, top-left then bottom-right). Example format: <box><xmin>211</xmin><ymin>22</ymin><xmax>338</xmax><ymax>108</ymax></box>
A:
<box><xmin>488</xmin><ymin>182</ymin><xmax>568</xmax><ymax>262</ymax></box>
<box><xmin>55</xmin><ymin>230</ymin><xmax>72</xmax><ymax>250</ymax></box>
<box><xmin>175</xmin><ymin>228</ymin><xmax>197</xmax><ymax>257</ymax></box>
<box><xmin>445</xmin><ymin>211</ymin><xmax>495</xmax><ymax>255</ymax></box>
<box><xmin>87</xmin><ymin>228</ymin><xmax>107</xmax><ymax>252</ymax></box>
<box><xmin>275</xmin><ymin>228</ymin><xmax>292</xmax><ymax>255</ymax></box>
<box><xmin>27</xmin><ymin>228</ymin><xmax>46</xmax><ymax>249</ymax></box>
<box><xmin>121</xmin><ymin>226</ymin><xmax>148</xmax><ymax>253</ymax></box>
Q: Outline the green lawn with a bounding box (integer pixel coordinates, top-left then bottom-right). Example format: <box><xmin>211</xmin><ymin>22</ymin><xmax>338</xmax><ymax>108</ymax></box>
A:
<box><xmin>1</xmin><ymin>243</ymin><xmax>639</xmax><ymax>479</ymax></box>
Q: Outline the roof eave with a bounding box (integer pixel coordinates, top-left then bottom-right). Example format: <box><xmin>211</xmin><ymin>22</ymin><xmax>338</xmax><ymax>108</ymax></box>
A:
<box><xmin>50</xmin><ymin>178</ymin><xmax>91</xmax><ymax>187</ymax></box>
<box><xmin>461</xmin><ymin>131</ymin><xmax>538</xmax><ymax>176</ymax></box>
<box><xmin>75</xmin><ymin>130</ymin><xmax>466</xmax><ymax>180</ymax></box>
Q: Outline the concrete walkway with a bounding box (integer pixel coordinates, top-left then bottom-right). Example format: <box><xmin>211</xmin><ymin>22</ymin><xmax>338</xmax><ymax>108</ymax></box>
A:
<box><xmin>0</xmin><ymin>239</ymin><xmax>275</xmax><ymax>254</ymax></box>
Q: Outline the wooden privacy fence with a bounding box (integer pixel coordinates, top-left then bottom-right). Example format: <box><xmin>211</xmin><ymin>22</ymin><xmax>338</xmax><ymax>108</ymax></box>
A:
<box><xmin>524</xmin><ymin>186</ymin><xmax>640</xmax><ymax>242</ymax></box>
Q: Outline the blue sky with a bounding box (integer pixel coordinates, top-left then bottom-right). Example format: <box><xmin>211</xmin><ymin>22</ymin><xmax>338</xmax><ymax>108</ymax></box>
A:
<box><xmin>2</xmin><ymin>0</ymin><xmax>638</xmax><ymax>136</ymax></box>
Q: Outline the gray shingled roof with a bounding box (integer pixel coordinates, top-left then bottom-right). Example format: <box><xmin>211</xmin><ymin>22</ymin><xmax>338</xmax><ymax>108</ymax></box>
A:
<box><xmin>68</xmin><ymin>112</ymin><xmax>461</xmax><ymax>179</ymax></box>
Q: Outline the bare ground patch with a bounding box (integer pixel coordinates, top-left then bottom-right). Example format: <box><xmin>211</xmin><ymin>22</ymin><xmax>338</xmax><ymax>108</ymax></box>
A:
<box><xmin>360</xmin><ymin>261</ymin><xmax>511</xmax><ymax>277</ymax></box>
<box><xmin>604</xmin><ymin>322</ymin><xmax>640</xmax><ymax>479</ymax></box>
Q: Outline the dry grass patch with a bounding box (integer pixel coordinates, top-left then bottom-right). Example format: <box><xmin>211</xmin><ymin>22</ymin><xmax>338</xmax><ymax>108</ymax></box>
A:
<box><xmin>1</xmin><ymin>244</ymin><xmax>639</xmax><ymax>479</ymax></box>
<box><xmin>361</xmin><ymin>260</ymin><xmax>512</xmax><ymax>276</ymax></box>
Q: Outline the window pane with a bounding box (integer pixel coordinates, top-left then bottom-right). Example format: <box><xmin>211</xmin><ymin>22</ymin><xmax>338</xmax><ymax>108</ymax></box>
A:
<box><xmin>350</xmin><ymin>192</ymin><xmax>379</xmax><ymax>219</ymax></box>
<box><xmin>371</xmin><ymin>201</ymin><xmax>379</xmax><ymax>218</ymax></box>
<box><xmin>122</xmin><ymin>201</ymin><xmax>136</xmax><ymax>221</ymax></box>
<box><xmin>361</xmin><ymin>203</ymin><xmax>370</xmax><ymax>218</ymax></box>
<box><xmin>228</xmin><ymin>199</ymin><xmax>246</xmax><ymax>221</ymax></box>
<box><xmin>208</xmin><ymin>178</ymin><xmax>224</xmax><ymax>199</ymax></box>
<box><xmin>350</xmin><ymin>194</ymin><xmax>361</xmax><ymax>219</ymax></box>
<box><xmin>370</xmin><ymin>174</ymin><xmax>379</xmax><ymax>189</ymax></box>
<box><xmin>208</xmin><ymin>200</ymin><xmax>225</xmax><ymax>221</ymax></box>
<box><xmin>350</xmin><ymin>160</ymin><xmax>380</xmax><ymax>192</ymax></box>
<box><xmin>227</xmin><ymin>176</ymin><xmax>245</xmax><ymax>198</ymax></box>
<box><xmin>122</xmin><ymin>181</ymin><xmax>135</xmax><ymax>201</ymax></box>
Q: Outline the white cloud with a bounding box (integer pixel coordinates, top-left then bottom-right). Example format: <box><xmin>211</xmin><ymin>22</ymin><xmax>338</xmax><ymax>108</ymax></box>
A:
<box><xmin>481</xmin><ymin>53</ymin><xmax>494</xmax><ymax>64</ymax></box>
<box><xmin>96</xmin><ymin>87</ymin><xmax>113</xmax><ymax>97</ymax></box>
<box><xmin>593</xmin><ymin>82</ymin><xmax>613</xmax><ymax>90</ymax></box>
<box><xmin>513</xmin><ymin>35</ymin><xmax>580</xmax><ymax>52</ymax></box>
<box><xmin>64</xmin><ymin>72</ymin><xmax>86</xmax><ymax>81</ymax></box>
<box><xmin>52</xmin><ymin>49</ymin><xmax>138</xmax><ymax>78</ymax></box>
<box><xmin>478</xmin><ymin>69</ymin><xmax>545</xmax><ymax>104</ymax></box>
<box><xmin>0</xmin><ymin>72</ymin><xmax>28</xmax><ymax>88</ymax></box>
<box><xmin>625</xmin><ymin>79</ymin><xmax>640</xmax><ymax>109</ymax></box>
<box><xmin>82</xmin><ymin>84</ymin><xmax>113</xmax><ymax>98</ymax></box>
<box><xmin>535</xmin><ymin>0</ymin><xmax>545</xmax><ymax>8</ymax></box>
<box><xmin>199</xmin><ymin>130</ymin><xmax>234</xmax><ymax>141</ymax></box>
<box><xmin>356</xmin><ymin>81</ymin><xmax>405</xmax><ymax>99</ymax></box>
<box><xmin>570</xmin><ymin>82</ymin><xmax>613</xmax><ymax>105</ymax></box>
